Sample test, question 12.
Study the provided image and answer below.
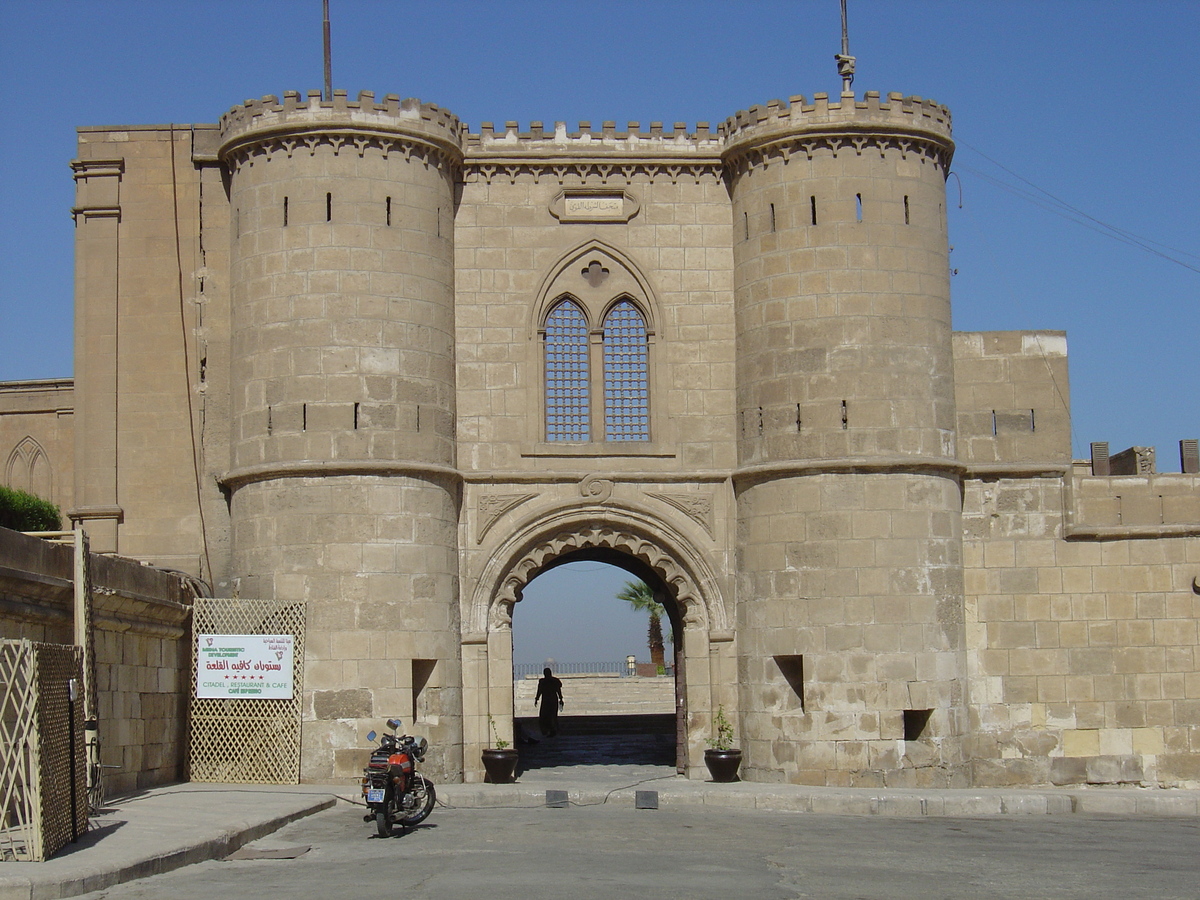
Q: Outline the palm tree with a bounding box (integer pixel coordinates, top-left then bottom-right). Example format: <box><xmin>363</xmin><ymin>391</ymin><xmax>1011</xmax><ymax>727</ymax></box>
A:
<box><xmin>617</xmin><ymin>580</ymin><xmax>671</xmax><ymax>671</ymax></box>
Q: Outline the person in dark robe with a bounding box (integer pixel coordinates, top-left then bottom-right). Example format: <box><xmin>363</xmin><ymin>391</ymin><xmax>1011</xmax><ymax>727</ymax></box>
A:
<box><xmin>534</xmin><ymin>667</ymin><xmax>564</xmax><ymax>736</ymax></box>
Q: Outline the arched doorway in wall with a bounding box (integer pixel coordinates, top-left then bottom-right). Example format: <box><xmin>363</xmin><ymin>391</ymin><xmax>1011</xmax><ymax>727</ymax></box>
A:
<box><xmin>461</xmin><ymin>506</ymin><xmax>736</xmax><ymax>782</ymax></box>
<box><xmin>512</xmin><ymin>554</ymin><xmax>682</xmax><ymax>772</ymax></box>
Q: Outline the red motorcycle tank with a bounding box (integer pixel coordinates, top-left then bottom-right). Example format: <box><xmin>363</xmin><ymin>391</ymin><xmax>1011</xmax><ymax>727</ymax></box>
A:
<box><xmin>388</xmin><ymin>752</ymin><xmax>413</xmax><ymax>773</ymax></box>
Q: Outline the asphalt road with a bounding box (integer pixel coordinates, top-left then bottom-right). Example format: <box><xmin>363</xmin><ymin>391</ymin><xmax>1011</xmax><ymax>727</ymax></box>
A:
<box><xmin>78</xmin><ymin>801</ymin><xmax>1199</xmax><ymax>900</ymax></box>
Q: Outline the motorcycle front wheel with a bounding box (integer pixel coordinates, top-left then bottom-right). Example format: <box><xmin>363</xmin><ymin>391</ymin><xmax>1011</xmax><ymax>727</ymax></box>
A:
<box><xmin>397</xmin><ymin>775</ymin><xmax>436</xmax><ymax>826</ymax></box>
<box><xmin>375</xmin><ymin>807</ymin><xmax>392</xmax><ymax>837</ymax></box>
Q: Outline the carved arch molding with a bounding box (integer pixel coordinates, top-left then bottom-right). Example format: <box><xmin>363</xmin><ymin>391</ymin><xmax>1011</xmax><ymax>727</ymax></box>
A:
<box><xmin>5</xmin><ymin>436</ymin><xmax>51</xmax><ymax>497</ymax></box>
<box><xmin>473</xmin><ymin>511</ymin><xmax>728</xmax><ymax>637</ymax></box>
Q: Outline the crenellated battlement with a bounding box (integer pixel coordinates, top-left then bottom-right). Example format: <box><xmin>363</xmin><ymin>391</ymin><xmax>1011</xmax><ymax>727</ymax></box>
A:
<box><xmin>457</xmin><ymin>91</ymin><xmax>951</xmax><ymax>166</ymax></box>
<box><xmin>723</xmin><ymin>91</ymin><xmax>950</xmax><ymax>138</ymax></box>
<box><xmin>218</xmin><ymin>89</ymin><xmax>465</xmax><ymax>161</ymax></box>
<box><xmin>215</xmin><ymin>89</ymin><xmax>951</xmax><ymax>165</ymax></box>
<box><xmin>721</xmin><ymin>90</ymin><xmax>953</xmax><ymax>168</ymax></box>
<box><xmin>464</xmin><ymin>119</ymin><xmax>724</xmax><ymax>156</ymax></box>
<box><xmin>1067</xmin><ymin>470</ymin><xmax>1200</xmax><ymax>537</ymax></box>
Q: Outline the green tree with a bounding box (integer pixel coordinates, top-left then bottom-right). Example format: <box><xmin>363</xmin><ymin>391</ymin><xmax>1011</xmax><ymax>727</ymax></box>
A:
<box><xmin>617</xmin><ymin>579</ymin><xmax>671</xmax><ymax>671</ymax></box>
<box><xmin>0</xmin><ymin>485</ymin><xmax>61</xmax><ymax>532</ymax></box>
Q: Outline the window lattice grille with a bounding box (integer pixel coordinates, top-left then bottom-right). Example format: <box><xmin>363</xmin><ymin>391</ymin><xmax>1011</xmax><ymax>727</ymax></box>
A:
<box><xmin>603</xmin><ymin>301</ymin><xmax>650</xmax><ymax>441</ymax></box>
<box><xmin>545</xmin><ymin>300</ymin><xmax>590</xmax><ymax>441</ymax></box>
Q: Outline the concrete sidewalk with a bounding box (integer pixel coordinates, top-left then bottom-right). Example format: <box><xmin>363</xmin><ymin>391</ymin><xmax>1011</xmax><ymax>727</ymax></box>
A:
<box><xmin>0</xmin><ymin>783</ymin><xmax>345</xmax><ymax>900</ymax></box>
<box><xmin>2</xmin><ymin>772</ymin><xmax>1197</xmax><ymax>900</ymax></box>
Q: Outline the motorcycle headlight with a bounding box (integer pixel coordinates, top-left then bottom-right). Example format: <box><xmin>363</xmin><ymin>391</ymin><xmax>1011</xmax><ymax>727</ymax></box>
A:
<box><xmin>412</xmin><ymin>736</ymin><xmax>428</xmax><ymax>760</ymax></box>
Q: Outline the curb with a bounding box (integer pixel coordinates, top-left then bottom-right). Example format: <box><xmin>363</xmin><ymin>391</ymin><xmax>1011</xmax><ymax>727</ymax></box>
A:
<box><xmin>0</xmin><ymin>795</ymin><xmax>337</xmax><ymax>900</ymax></box>
<box><xmin>436</xmin><ymin>783</ymin><xmax>1200</xmax><ymax>817</ymax></box>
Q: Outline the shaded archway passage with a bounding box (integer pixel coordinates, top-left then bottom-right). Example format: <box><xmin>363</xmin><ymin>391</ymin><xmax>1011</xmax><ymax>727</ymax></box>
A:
<box><xmin>462</xmin><ymin>504</ymin><xmax>735</xmax><ymax>782</ymax></box>
<box><xmin>510</xmin><ymin>552</ymin><xmax>681</xmax><ymax>773</ymax></box>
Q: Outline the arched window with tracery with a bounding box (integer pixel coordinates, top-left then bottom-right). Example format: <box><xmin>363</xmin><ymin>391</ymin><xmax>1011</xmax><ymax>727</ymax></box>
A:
<box><xmin>544</xmin><ymin>299</ymin><xmax>590</xmax><ymax>441</ymax></box>
<box><xmin>602</xmin><ymin>300</ymin><xmax>649</xmax><ymax>441</ymax></box>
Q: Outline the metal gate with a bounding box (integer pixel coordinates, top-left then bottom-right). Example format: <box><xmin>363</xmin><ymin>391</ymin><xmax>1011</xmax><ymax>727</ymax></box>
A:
<box><xmin>188</xmin><ymin>599</ymin><xmax>306</xmax><ymax>783</ymax></box>
<box><xmin>0</xmin><ymin>639</ymin><xmax>87</xmax><ymax>861</ymax></box>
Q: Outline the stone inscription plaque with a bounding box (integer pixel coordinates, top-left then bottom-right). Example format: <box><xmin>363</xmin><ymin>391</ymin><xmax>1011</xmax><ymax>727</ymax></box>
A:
<box><xmin>564</xmin><ymin>195</ymin><xmax>624</xmax><ymax>218</ymax></box>
<box><xmin>551</xmin><ymin>190</ymin><xmax>639</xmax><ymax>223</ymax></box>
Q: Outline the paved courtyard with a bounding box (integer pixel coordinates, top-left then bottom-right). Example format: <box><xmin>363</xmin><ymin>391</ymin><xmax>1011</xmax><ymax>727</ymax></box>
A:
<box><xmin>76</xmin><ymin>800</ymin><xmax>1199</xmax><ymax>900</ymax></box>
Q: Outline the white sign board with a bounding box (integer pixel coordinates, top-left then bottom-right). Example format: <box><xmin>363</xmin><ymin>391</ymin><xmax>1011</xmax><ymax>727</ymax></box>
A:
<box><xmin>196</xmin><ymin>634</ymin><xmax>294</xmax><ymax>699</ymax></box>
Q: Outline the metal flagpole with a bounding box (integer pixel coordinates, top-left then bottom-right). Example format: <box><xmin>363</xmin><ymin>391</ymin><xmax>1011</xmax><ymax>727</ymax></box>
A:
<box><xmin>323</xmin><ymin>0</ymin><xmax>332</xmax><ymax>101</ymax></box>
<box><xmin>836</xmin><ymin>0</ymin><xmax>856</xmax><ymax>94</ymax></box>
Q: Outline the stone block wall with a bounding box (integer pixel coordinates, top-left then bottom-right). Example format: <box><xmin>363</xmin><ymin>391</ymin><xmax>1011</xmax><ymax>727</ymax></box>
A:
<box><xmin>0</xmin><ymin>380</ymin><xmax>74</xmax><ymax>516</ymax></box>
<box><xmin>72</xmin><ymin>127</ymin><xmax>207</xmax><ymax>571</ymax></box>
<box><xmin>454</xmin><ymin>173</ymin><xmax>736</xmax><ymax>471</ymax></box>
<box><xmin>1070</xmin><ymin>474</ymin><xmax>1200</xmax><ymax>533</ymax></box>
<box><xmin>0</xmin><ymin>527</ymin><xmax>192</xmax><ymax>795</ymax></box>
<box><xmin>953</xmin><ymin>331</ymin><xmax>1071</xmax><ymax>466</ymax></box>
<box><xmin>513</xmin><ymin>673</ymin><xmax>674</xmax><ymax>716</ymax></box>
<box><xmin>229</xmin><ymin>474</ymin><xmax>464</xmax><ymax>784</ymax></box>
<box><xmin>737</xmin><ymin>472</ymin><xmax>968</xmax><ymax>788</ymax></box>
<box><xmin>964</xmin><ymin>474</ymin><xmax>1200</xmax><ymax>787</ymax></box>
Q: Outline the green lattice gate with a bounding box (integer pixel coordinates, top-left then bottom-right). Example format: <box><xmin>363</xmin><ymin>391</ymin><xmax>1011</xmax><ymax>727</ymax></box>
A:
<box><xmin>188</xmin><ymin>600</ymin><xmax>306</xmax><ymax>783</ymax></box>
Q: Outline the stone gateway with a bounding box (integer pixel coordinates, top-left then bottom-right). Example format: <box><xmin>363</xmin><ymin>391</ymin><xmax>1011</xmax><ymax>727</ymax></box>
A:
<box><xmin>3</xmin><ymin>86</ymin><xmax>1198</xmax><ymax>788</ymax></box>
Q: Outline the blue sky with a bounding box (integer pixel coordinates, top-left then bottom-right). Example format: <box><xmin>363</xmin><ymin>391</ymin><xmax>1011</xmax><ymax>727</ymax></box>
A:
<box><xmin>514</xmin><ymin>562</ymin><xmax>662</xmax><ymax>669</ymax></box>
<box><xmin>1</xmin><ymin>2</ymin><xmax>1197</xmax><ymax>663</ymax></box>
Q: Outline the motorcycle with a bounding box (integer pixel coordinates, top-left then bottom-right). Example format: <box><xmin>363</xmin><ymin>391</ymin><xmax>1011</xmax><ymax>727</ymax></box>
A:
<box><xmin>361</xmin><ymin>718</ymin><xmax>436</xmax><ymax>836</ymax></box>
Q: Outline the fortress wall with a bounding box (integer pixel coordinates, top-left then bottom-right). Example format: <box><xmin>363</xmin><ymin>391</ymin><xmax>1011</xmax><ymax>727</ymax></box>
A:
<box><xmin>729</xmin><ymin>95</ymin><xmax>967</xmax><ymax>788</ymax></box>
<box><xmin>736</xmin><ymin>472</ymin><xmax>966</xmax><ymax>787</ymax></box>
<box><xmin>0</xmin><ymin>528</ymin><xmax>192</xmax><ymax>796</ymax></box>
<box><xmin>47</xmin><ymin>86</ymin><xmax>1195</xmax><ymax>789</ymax></box>
<box><xmin>191</xmin><ymin>128</ymin><xmax>236</xmax><ymax>590</ymax></box>
<box><xmin>729</xmin><ymin>140</ymin><xmax>957</xmax><ymax>465</ymax></box>
<box><xmin>0</xmin><ymin>380</ymin><xmax>74</xmax><ymax>515</ymax></box>
<box><xmin>219</xmin><ymin>98</ymin><xmax>466</xmax><ymax>783</ymax></box>
<box><xmin>1070</xmin><ymin>474</ymin><xmax>1200</xmax><ymax>531</ymax></box>
<box><xmin>72</xmin><ymin>128</ymin><xmax>207</xmax><ymax>569</ymax></box>
<box><xmin>230</xmin><ymin>474</ymin><xmax>463</xmax><ymax>783</ymax></box>
<box><xmin>964</xmin><ymin>475</ymin><xmax>1200</xmax><ymax>787</ymax></box>
<box><xmin>953</xmin><ymin>331</ymin><xmax>1072</xmax><ymax>466</ymax></box>
<box><xmin>454</xmin><ymin>170</ymin><xmax>736</xmax><ymax>473</ymax></box>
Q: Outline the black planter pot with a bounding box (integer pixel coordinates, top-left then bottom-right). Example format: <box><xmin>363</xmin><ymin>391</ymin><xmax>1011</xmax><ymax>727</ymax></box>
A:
<box><xmin>481</xmin><ymin>748</ymin><xmax>519</xmax><ymax>783</ymax></box>
<box><xmin>704</xmin><ymin>748</ymin><xmax>742</xmax><ymax>783</ymax></box>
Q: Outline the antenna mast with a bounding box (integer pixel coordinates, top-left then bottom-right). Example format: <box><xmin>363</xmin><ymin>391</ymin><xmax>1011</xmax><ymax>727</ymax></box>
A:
<box><xmin>835</xmin><ymin>0</ymin><xmax>856</xmax><ymax>95</ymax></box>
<box><xmin>323</xmin><ymin>0</ymin><xmax>333</xmax><ymax>101</ymax></box>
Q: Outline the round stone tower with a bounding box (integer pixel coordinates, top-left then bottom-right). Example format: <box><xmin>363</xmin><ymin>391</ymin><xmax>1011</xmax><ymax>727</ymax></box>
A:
<box><xmin>725</xmin><ymin>91</ymin><xmax>966</xmax><ymax>785</ymax></box>
<box><xmin>218</xmin><ymin>90</ymin><xmax>463</xmax><ymax>781</ymax></box>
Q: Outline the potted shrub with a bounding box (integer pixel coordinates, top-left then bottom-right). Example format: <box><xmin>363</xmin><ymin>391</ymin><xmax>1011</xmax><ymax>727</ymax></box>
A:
<box><xmin>703</xmin><ymin>706</ymin><xmax>741</xmax><ymax>782</ymax></box>
<box><xmin>481</xmin><ymin>715</ymin><xmax>519</xmax><ymax>783</ymax></box>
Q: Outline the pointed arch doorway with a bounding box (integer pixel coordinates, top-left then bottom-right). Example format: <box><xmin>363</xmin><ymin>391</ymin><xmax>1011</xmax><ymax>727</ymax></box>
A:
<box><xmin>513</xmin><ymin>552</ymin><xmax>684</xmax><ymax>771</ymax></box>
<box><xmin>461</xmin><ymin>509</ymin><xmax>736</xmax><ymax>782</ymax></box>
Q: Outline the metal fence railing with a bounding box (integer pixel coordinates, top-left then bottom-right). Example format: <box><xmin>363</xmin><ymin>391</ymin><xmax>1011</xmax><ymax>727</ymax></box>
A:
<box><xmin>514</xmin><ymin>661</ymin><xmax>625</xmax><ymax>679</ymax></box>
<box><xmin>513</xmin><ymin>661</ymin><xmax>674</xmax><ymax>679</ymax></box>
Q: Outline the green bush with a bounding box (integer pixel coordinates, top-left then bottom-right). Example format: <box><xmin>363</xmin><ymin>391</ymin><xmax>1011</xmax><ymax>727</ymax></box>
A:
<box><xmin>0</xmin><ymin>485</ymin><xmax>61</xmax><ymax>532</ymax></box>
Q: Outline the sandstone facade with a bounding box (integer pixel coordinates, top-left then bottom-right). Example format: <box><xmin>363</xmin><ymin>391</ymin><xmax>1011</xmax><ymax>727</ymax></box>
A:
<box><xmin>0</xmin><ymin>380</ymin><xmax>73</xmax><ymax>516</ymax></box>
<box><xmin>2</xmin><ymin>87</ymin><xmax>1197</xmax><ymax>787</ymax></box>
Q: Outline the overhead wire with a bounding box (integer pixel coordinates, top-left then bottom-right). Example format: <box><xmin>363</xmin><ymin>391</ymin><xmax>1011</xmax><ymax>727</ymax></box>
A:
<box><xmin>169</xmin><ymin>124</ymin><xmax>215</xmax><ymax>585</ymax></box>
<box><xmin>947</xmin><ymin>149</ymin><xmax>1084</xmax><ymax>455</ymax></box>
<box><xmin>954</xmin><ymin>141</ymin><xmax>1200</xmax><ymax>275</ymax></box>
